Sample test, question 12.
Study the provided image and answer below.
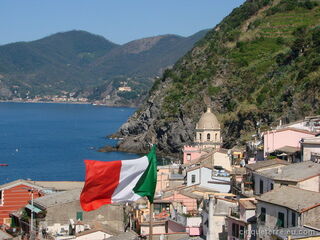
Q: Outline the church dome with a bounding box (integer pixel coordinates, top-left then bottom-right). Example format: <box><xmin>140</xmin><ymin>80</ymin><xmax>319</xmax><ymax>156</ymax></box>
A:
<box><xmin>196</xmin><ymin>107</ymin><xmax>220</xmax><ymax>130</ymax></box>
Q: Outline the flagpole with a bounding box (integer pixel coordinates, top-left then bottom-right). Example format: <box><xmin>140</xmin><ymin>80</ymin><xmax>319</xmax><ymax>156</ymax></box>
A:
<box><xmin>149</xmin><ymin>201</ymin><xmax>154</xmax><ymax>240</ymax></box>
<box><xmin>149</xmin><ymin>138</ymin><xmax>156</xmax><ymax>240</ymax></box>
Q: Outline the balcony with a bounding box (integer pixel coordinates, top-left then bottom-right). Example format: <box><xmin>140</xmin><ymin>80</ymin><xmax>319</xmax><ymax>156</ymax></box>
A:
<box><xmin>174</xmin><ymin>213</ymin><xmax>202</xmax><ymax>228</ymax></box>
<box><xmin>230</xmin><ymin>207</ymin><xmax>240</xmax><ymax>219</ymax></box>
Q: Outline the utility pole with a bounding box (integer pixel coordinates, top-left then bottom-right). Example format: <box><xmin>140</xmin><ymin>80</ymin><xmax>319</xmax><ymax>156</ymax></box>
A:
<box><xmin>22</xmin><ymin>187</ymin><xmax>35</xmax><ymax>240</ymax></box>
<box><xmin>149</xmin><ymin>137</ymin><xmax>156</xmax><ymax>240</ymax></box>
<box><xmin>149</xmin><ymin>201</ymin><xmax>154</xmax><ymax>240</ymax></box>
<box><xmin>206</xmin><ymin>195</ymin><xmax>215</xmax><ymax>240</ymax></box>
<box><xmin>30</xmin><ymin>190</ymin><xmax>34</xmax><ymax>240</ymax></box>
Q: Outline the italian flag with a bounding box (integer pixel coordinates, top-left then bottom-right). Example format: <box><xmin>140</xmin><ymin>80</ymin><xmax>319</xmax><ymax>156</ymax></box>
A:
<box><xmin>80</xmin><ymin>145</ymin><xmax>157</xmax><ymax>211</ymax></box>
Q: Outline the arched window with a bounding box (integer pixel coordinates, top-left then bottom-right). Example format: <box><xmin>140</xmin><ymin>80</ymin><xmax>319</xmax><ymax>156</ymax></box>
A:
<box><xmin>215</xmin><ymin>133</ymin><xmax>218</xmax><ymax>141</ymax></box>
<box><xmin>199</xmin><ymin>133</ymin><xmax>202</xmax><ymax>141</ymax></box>
<box><xmin>207</xmin><ymin>133</ymin><xmax>210</xmax><ymax>141</ymax></box>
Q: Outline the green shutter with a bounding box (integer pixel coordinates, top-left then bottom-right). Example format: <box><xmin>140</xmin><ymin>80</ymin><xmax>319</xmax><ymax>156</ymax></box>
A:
<box><xmin>76</xmin><ymin>211</ymin><xmax>83</xmax><ymax>221</ymax></box>
<box><xmin>10</xmin><ymin>217</ymin><xmax>16</xmax><ymax>227</ymax></box>
<box><xmin>277</xmin><ymin>212</ymin><xmax>285</xmax><ymax>228</ymax></box>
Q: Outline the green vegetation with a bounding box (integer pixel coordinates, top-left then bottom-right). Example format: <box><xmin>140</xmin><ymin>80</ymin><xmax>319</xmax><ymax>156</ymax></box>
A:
<box><xmin>0</xmin><ymin>30</ymin><xmax>208</xmax><ymax>104</ymax></box>
<box><xmin>150</xmin><ymin>0</ymin><xmax>320</xmax><ymax>147</ymax></box>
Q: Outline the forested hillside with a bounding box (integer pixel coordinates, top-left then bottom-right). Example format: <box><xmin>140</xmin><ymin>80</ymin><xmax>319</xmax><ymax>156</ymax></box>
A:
<box><xmin>113</xmin><ymin>0</ymin><xmax>320</xmax><ymax>155</ymax></box>
<box><xmin>0</xmin><ymin>30</ymin><xmax>208</xmax><ymax>105</ymax></box>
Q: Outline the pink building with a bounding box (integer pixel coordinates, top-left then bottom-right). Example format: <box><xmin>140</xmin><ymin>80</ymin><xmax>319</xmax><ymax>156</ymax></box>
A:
<box><xmin>167</xmin><ymin>216</ymin><xmax>202</xmax><ymax>236</ymax></box>
<box><xmin>162</xmin><ymin>191</ymin><xmax>199</xmax><ymax>212</ymax></box>
<box><xmin>263</xmin><ymin>128</ymin><xmax>316</xmax><ymax>157</ymax></box>
<box><xmin>183</xmin><ymin>146</ymin><xmax>208</xmax><ymax>164</ymax></box>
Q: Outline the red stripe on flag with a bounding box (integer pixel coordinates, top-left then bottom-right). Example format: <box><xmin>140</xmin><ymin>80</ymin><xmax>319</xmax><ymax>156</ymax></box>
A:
<box><xmin>80</xmin><ymin>160</ymin><xmax>122</xmax><ymax>211</ymax></box>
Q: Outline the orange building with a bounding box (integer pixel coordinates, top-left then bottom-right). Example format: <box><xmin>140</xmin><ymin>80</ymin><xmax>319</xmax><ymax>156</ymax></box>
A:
<box><xmin>0</xmin><ymin>180</ymin><xmax>44</xmax><ymax>225</ymax></box>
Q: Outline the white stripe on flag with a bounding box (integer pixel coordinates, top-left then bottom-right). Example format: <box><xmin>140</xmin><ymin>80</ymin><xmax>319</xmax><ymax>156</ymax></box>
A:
<box><xmin>111</xmin><ymin>156</ymin><xmax>149</xmax><ymax>203</ymax></box>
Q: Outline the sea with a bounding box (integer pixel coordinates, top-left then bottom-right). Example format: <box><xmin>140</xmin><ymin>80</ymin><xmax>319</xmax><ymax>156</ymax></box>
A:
<box><xmin>0</xmin><ymin>102</ymin><xmax>139</xmax><ymax>184</ymax></box>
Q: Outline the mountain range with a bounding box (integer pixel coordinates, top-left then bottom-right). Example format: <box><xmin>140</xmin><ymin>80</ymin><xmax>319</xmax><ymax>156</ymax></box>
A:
<box><xmin>0</xmin><ymin>29</ymin><xmax>208</xmax><ymax>106</ymax></box>
<box><xmin>111</xmin><ymin>0</ymin><xmax>320</xmax><ymax>155</ymax></box>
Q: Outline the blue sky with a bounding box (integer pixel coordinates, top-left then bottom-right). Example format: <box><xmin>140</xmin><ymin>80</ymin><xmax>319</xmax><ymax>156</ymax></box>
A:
<box><xmin>0</xmin><ymin>0</ymin><xmax>245</xmax><ymax>45</ymax></box>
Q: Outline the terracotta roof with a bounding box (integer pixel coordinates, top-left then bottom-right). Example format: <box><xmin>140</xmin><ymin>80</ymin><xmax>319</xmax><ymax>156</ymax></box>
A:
<box><xmin>274</xmin><ymin>146</ymin><xmax>300</xmax><ymax>154</ymax></box>
<box><xmin>179</xmin><ymin>190</ymin><xmax>203</xmax><ymax>200</ymax></box>
<box><xmin>230</xmin><ymin>167</ymin><xmax>246</xmax><ymax>175</ymax></box>
<box><xmin>76</xmin><ymin>227</ymin><xmax>119</xmax><ymax>237</ymax></box>
<box><xmin>107</xmin><ymin>231</ymin><xmax>138</xmax><ymax>240</ymax></box>
<box><xmin>186</xmin><ymin>162</ymin><xmax>213</xmax><ymax>172</ymax></box>
<box><xmin>245</xmin><ymin>159</ymin><xmax>290</xmax><ymax>171</ymax></box>
<box><xmin>256</xmin><ymin>161</ymin><xmax>320</xmax><ymax>182</ymax></box>
<box><xmin>188</xmin><ymin>150</ymin><xmax>214</xmax><ymax>166</ymax></box>
<box><xmin>239</xmin><ymin>199</ymin><xmax>256</xmax><ymax>210</ymax></box>
<box><xmin>257</xmin><ymin>186</ymin><xmax>320</xmax><ymax>213</ymax></box>
<box><xmin>191</xmin><ymin>186</ymin><xmax>219</xmax><ymax>193</ymax></box>
<box><xmin>33</xmin><ymin>188</ymin><xmax>82</xmax><ymax>209</ymax></box>
<box><xmin>263</xmin><ymin>127</ymin><xmax>316</xmax><ymax>135</ymax></box>
<box><xmin>0</xmin><ymin>179</ymin><xmax>84</xmax><ymax>192</ymax></box>
<box><xmin>161</xmin><ymin>189</ymin><xmax>202</xmax><ymax>200</ymax></box>
<box><xmin>26</xmin><ymin>180</ymin><xmax>84</xmax><ymax>191</ymax></box>
<box><xmin>0</xmin><ymin>179</ymin><xmax>45</xmax><ymax>191</ymax></box>
<box><xmin>140</xmin><ymin>221</ymin><xmax>166</xmax><ymax>226</ymax></box>
<box><xmin>161</xmin><ymin>185</ymin><xmax>217</xmax><ymax>199</ymax></box>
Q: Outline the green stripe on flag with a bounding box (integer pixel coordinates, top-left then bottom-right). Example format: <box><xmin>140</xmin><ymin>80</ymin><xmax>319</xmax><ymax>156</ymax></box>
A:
<box><xmin>133</xmin><ymin>145</ymin><xmax>157</xmax><ymax>203</ymax></box>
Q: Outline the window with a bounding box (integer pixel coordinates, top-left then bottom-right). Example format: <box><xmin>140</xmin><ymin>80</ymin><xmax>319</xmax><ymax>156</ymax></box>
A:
<box><xmin>277</xmin><ymin>212</ymin><xmax>285</xmax><ymax>228</ymax></box>
<box><xmin>270</xmin><ymin>183</ymin><xmax>274</xmax><ymax>190</ymax></box>
<box><xmin>191</xmin><ymin>174</ymin><xmax>196</xmax><ymax>183</ymax></box>
<box><xmin>239</xmin><ymin>225</ymin><xmax>245</xmax><ymax>239</ymax></box>
<box><xmin>215</xmin><ymin>133</ymin><xmax>218</xmax><ymax>141</ymax></box>
<box><xmin>232</xmin><ymin>223</ymin><xmax>239</xmax><ymax>238</ymax></box>
<box><xmin>186</xmin><ymin>154</ymin><xmax>191</xmax><ymax>161</ymax></box>
<box><xmin>260</xmin><ymin>207</ymin><xmax>266</xmax><ymax>223</ymax></box>
<box><xmin>259</xmin><ymin>180</ymin><xmax>264</xmax><ymax>194</ymax></box>
<box><xmin>76</xmin><ymin>211</ymin><xmax>83</xmax><ymax>221</ymax></box>
<box><xmin>3</xmin><ymin>218</ymin><xmax>11</xmax><ymax>226</ymax></box>
<box><xmin>207</xmin><ymin>133</ymin><xmax>210</xmax><ymax>141</ymax></box>
<box><xmin>199</xmin><ymin>133</ymin><xmax>202</xmax><ymax>141</ymax></box>
<box><xmin>292</xmin><ymin>212</ymin><xmax>296</xmax><ymax>227</ymax></box>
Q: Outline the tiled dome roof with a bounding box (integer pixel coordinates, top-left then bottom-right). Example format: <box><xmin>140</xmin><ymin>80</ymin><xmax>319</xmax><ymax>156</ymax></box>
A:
<box><xmin>196</xmin><ymin>108</ymin><xmax>220</xmax><ymax>129</ymax></box>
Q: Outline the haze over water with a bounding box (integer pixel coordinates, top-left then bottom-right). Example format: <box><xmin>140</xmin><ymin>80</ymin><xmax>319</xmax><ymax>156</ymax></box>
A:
<box><xmin>0</xmin><ymin>102</ymin><xmax>138</xmax><ymax>184</ymax></box>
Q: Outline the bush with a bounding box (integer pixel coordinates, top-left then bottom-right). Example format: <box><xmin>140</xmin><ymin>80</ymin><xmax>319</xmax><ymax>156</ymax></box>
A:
<box><xmin>208</xmin><ymin>86</ymin><xmax>221</xmax><ymax>96</ymax></box>
<box><xmin>276</xmin><ymin>37</ymin><xmax>285</xmax><ymax>45</ymax></box>
<box><xmin>249</xmin><ymin>19</ymin><xmax>263</xmax><ymax>30</ymax></box>
<box><xmin>301</xmin><ymin>0</ymin><xmax>318</xmax><ymax>10</ymax></box>
<box><xmin>312</xmin><ymin>27</ymin><xmax>320</xmax><ymax>46</ymax></box>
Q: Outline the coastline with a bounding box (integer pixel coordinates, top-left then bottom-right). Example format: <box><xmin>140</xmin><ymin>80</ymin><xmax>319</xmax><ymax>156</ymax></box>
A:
<box><xmin>0</xmin><ymin>99</ymin><xmax>90</xmax><ymax>105</ymax></box>
<box><xmin>0</xmin><ymin>99</ymin><xmax>138</xmax><ymax>108</ymax></box>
